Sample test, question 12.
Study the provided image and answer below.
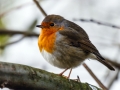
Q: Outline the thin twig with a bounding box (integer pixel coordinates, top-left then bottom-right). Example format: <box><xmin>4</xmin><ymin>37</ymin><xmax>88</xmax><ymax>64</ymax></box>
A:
<box><xmin>0</xmin><ymin>29</ymin><xmax>39</xmax><ymax>36</ymax></box>
<box><xmin>74</xmin><ymin>18</ymin><xmax>120</xmax><ymax>29</ymax></box>
<box><xmin>0</xmin><ymin>36</ymin><xmax>25</xmax><ymax>49</ymax></box>
<box><xmin>0</xmin><ymin>2</ymin><xmax>33</xmax><ymax>18</ymax></box>
<box><xmin>83</xmin><ymin>63</ymin><xmax>108</xmax><ymax>90</ymax></box>
<box><xmin>77</xmin><ymin>75</ymin><xmax>81</xmax><ymax>82</ymax></box>
<box><xmin>33</xmin><ymin>0</ymin><xmax>47</xmax><ymax>16</ymax></box>
<box><xmin>0</xmin><ymin>29</ymin><xmax>39</xmax><ymax>48</ymax></box>
<box><xmin>107</xmin><ymin>70</ymin><xmax>119</xmax><ymax>89</ymax></box>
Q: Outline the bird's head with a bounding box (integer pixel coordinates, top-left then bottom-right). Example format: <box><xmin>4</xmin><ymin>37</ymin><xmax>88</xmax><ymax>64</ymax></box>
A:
<box><xmin>36</xmin><ymin>15</ymin><xmax>65</xmax><ymax>31</ymax></box>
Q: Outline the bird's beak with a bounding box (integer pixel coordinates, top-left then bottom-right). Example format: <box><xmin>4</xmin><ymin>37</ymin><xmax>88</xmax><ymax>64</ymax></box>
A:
<box><xmin>36</xmin><ymin>25</ymin><xmax>43</xmax><ymax>28</ymax></box>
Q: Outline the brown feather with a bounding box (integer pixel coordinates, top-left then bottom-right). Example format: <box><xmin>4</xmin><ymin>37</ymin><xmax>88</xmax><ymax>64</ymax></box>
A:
<box><xmin>59</xmin><ymin>25</ymin><xmax>115</xmax><ymax>70</ymax></box>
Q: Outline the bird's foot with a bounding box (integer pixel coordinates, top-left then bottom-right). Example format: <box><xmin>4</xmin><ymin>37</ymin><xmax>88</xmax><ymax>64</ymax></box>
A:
<box><xmin>59</xmin><ymin>68</ymin><xmax>72</xmax><ymax>79</ymax></box>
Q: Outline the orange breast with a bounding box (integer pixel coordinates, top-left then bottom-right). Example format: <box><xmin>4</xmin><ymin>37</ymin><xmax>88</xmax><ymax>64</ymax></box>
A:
<box><xmin>38</xmin><ymin>28</ymin><xmax>56</xmax><ymax>53</ymax></box>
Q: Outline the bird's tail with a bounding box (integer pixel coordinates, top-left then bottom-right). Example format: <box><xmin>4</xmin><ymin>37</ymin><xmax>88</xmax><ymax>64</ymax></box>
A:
<box><xmin>97</xmin><ymin>56</ymin><xmax>115</xmax><ymax>71</ymax></box>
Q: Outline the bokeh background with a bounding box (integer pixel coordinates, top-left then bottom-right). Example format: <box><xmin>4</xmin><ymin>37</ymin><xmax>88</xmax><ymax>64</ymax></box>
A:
<box><xmin>0</xmin><ymin>0</ymin><xmax>120</xmax><ymax>90</ymax></box>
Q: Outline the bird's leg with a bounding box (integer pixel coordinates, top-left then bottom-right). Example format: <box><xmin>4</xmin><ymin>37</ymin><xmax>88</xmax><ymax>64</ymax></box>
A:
<box><xmin>59</xmin><ymin>68</ymin><xmax>80</xmax><ymax>81</ymax></box>
<box><xmin>59</xmin><ymin>68</ymin><xmax>69</xmax><ymax>76</ymax></box>
<box><xmin>59</xmin><ymin>68</ymin><xmax>72</xmax><ymax>79</ymax></box>
<box><xmin>67</xmin><ymin>68</ymin><xmax>72</xmax><ymax>79</ymax></box>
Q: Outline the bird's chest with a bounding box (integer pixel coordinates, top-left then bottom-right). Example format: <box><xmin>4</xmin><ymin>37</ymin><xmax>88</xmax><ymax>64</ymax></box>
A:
<box><xmin>38</xmin><ymin>32</ymin><xmax>68</xmax><ymax>68</ymax></box>
<box><xmin>38</xmin><ymin>31</ymin><xmax>56</xmax><ymax>53</ymax></box>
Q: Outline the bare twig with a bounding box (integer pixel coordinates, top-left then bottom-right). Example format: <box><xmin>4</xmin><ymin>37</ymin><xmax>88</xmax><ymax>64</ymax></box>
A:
<box><xmin>0</xmin><ymin>29</ymin><xmax>39</xmax><ymax>36</ymax></box>
<box><xmin>33</xmin><ymin>0</ymin><xmax>47</xmax><ymax>16</ymax></box>
<box><xmin>107</xmin><ymin>70</ymin><xmax>119</xmax><ymax>89</ymax></box>
<box><xmin>74</xmin><ymin>18</ymin><xmax>120</xmax><ymax>29</ymax></box>
<box><xmin>0</xmin><ymin>36</ymin><xmax>25</xmax><ymax>49</ymax></box>
<box><xmin>0</xmin><ymin>2</ymin><xmax>33</xmax><ymax>18</ymax></box>
<box><xmin>83</xmin><ymin>63</ymin><xmax>108</xmax><ymax>90</ymax></box>
<box><xmin>77</xmin><ymin>75</ymin><xmax>81</xmax><ymax>82</ymax></box>
<box><xmin>0</xmin><ymin>29</ymin><xmax>39</xmax><ymax>48</ymax></box>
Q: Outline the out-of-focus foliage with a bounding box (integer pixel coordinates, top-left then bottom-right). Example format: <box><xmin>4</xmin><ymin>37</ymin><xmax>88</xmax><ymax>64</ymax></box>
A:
<box><xmin>0</xmin><ymin>0</ymin><xmax>16</xmax><ymax>55</ymax></box>
<box><xmin>0</xmin><ymin>0</ymin><xmax>38</xmax><ymax>55</ymax></box>
<box><xmin>0</xmin><ymin>18</ymin><xmax>9</xmax><ymax>55</ymax></box>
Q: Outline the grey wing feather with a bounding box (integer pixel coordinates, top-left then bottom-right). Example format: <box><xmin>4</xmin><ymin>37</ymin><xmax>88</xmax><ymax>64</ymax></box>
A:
<box><xmin>62</xmin><ymin>20</ymin><xmax>89</xmax><ymax>39</ymax></box>
<box><xmin>59</xmin><ymin>28</ymin><xmax>80</xmax><ymax>40</ymax></box>
<box><xmin>79</xmin><ymin>39</ymin><xmax>105</xmax><ymax>60</ymax></box>
<box><xmin>59</xmin><ymin>27</ymin><xmax>104</xmax><ymax>60</ymax></box>
<box><xmin>59</xmin><ymin>26</ymin><xmax>115</xmax><ymax>70</ymax></box>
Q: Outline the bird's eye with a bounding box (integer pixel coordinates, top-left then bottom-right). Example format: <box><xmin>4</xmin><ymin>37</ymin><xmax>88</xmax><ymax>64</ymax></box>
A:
<box><xmin>50</xmin><ymin>23</ymin><xmax>54</xmax><ymax>26</ymax></box>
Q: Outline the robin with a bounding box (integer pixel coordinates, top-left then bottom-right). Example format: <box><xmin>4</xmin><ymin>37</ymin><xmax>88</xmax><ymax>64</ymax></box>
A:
<box><xmin>36</xmin><ymin>14</ymin><xmax>115</xmax><ymax>78</ymax></box>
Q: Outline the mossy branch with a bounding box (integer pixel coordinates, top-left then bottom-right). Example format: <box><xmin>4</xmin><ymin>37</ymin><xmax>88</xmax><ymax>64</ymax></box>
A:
<box><xmin>0</xmin><ymin>61</ymin><xmax>101</xmax><ymax>90</ymax></box>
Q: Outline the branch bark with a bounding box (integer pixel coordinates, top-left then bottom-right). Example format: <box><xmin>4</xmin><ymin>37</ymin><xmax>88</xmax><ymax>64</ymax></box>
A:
<box><xmin>0</xmin><ymin>29</ymin><xmax>39</xmax><ymax>37</ymax></box>
<box><xmin>0</xmin><ymin>61</ymin><xmax>101</xmax><ymax>90</ymax></box>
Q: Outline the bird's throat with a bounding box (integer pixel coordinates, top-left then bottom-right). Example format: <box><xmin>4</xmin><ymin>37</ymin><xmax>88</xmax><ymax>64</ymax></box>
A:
<box><xmin>38</xmin><ymin>29</ymin><xmax>56</xmax><ymax>53</ymax></box>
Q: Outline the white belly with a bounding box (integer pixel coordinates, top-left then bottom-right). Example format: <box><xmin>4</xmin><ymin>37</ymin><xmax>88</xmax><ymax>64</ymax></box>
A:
<box><xmin>41</xmin><ymin>50</ymin><xmax>66</xmax><ymax>68</ymax></box>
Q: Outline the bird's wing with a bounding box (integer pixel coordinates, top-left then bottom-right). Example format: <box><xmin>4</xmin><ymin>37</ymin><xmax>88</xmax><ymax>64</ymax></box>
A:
<box><xmin>59</xmin><ymin>27</ymin><xmax>115</xmax><ymax>70</ymax></box>
<box><xmin>59</xmin><ymin>27</ymin><xmax>104</xmax><ymax>60</ymax></box>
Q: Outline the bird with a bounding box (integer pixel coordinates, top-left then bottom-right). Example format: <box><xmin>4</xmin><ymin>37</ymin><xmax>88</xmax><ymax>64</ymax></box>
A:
<box><xmin>36</xmin><ymin>14</ymin><xmax>115</xmax><ymax>78</ymax></box>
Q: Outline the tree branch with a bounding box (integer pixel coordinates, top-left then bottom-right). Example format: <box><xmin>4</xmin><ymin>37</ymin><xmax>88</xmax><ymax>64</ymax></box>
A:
<box><xmin>83</xmin><ymin>63</ymin><xmax>108</xmax><ymax>90</ymax></box>
<box><xmin>0</xmin><ymin>29</ymin><xmax>39</xmax><ymax>48</ymax></box>
<box><xmin>0</xmin><ymin>29</ymin><xmax>39</xmax><ymax>36</ymax></box>
<box><xmin>0</xmin><ymin>61</ymin><xmax>101</xmax><ymax>90</ymax></box>
<box><xmin>33</xmin><ymin>0</ymin><xmax>47</xmax><ymax>16</ymax></box>
<box><xmin>73</xmin><ymin>18</ymin><xmax>120</xmax><ymax>29</ymax></box>
<box><xmin>107</xmin><ymin>70</ymin><xmax>119</xmax><ymax>89</ymax></box>
<box><xmin>0</xmin><ymin>36</ymin><xmax>25</xmax><ymax>49</ymax></box>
